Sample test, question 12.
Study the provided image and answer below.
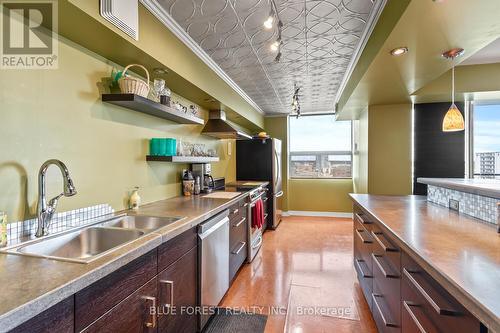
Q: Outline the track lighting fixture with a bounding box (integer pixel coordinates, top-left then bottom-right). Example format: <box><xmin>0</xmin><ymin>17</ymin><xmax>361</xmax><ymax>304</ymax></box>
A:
<box><xmin>264</xmin><ymin>14</ymin><xmax>274</xmax><ymax>29</ymax></box>
<box><xmin>292</xmin><ymin>84</ymin><xmax>301</xmax><ymax>118</ymax></box>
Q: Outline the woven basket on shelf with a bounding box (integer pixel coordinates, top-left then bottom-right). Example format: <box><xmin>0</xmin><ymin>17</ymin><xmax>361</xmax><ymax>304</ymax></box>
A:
<box><xmin>118</xmin><ymin>64</ymin><xmax>150</xmax><ymax>97</ymax></box>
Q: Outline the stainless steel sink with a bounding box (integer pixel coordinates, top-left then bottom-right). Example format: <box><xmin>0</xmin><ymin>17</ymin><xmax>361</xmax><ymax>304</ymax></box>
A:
<box><xmin>1</xmin><ymin>214</ymin><xmax>185</xmax><ymax>264</ymax></box>
<box><xmin>11</xmin><ymin>227</ymin><xmax>145</xmax><ymax>263</ymax></box>
<box><xmin>101</xmin><ymin>215</ymin><xmax>183</xmax><ymax>232</ymax></box>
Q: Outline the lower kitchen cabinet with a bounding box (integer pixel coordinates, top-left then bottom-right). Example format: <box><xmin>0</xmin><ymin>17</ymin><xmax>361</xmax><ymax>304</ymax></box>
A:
<box><xmin>229</xmin><ymin>198</ymin><xmax>248</xmax><ymax>282</ymax></box>
<box><xmin>8</xmin><ymin>297</ymin><xmax>74</xmax><ymax>333</ymax></box>
<box><xmin>353</xmin><ymin>203</ymin><xmax>484</xmax><ymax>333</ymax></box>
<box><xmin>157</xmin><ymin>246</ymin><xmax>198</xmax><ymax>333</ymax></box>
<box><xmin>82</xmin><ymin>278</ymin><xmax>158</xmax><ymax>333</ymax></box>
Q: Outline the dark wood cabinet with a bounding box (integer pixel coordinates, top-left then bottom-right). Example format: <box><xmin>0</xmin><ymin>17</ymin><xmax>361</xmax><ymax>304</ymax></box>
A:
<box><xmin>229</xmin><ymin>198</ymin><xmax>248</xmax><ymax>282</ymax></box>
<box><xmin>157</xmin><ymin>246</ymin><xmax>198</xmax><ymax>333</ymax></box>
<box><xmin>8</xmin><ymin>297</ymin><xmax>74</xmax><ymax>333</ymax></box>
<box><xmin>157</xmin><ymin>227</ymin><xmax>197</xmax><ymax>272</ymax></box>
<box><xmin>82</xmin><ymin>278</ymin><xmax>158</xmax><ymax>333</ymax></box>
<box><xmin>75</xmin><ymin>250</ymin><xmax>157</xmax><ymax>331</ymax></box>
<box><xmin>353</xmin><ymin>203</ymin><xmax>483</xmax><ymax>333</ymax></box>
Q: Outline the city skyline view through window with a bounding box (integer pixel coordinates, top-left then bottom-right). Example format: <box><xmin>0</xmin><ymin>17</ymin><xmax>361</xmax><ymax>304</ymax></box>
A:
<box><xmin>473</xmin><ymin>104</ymin><xmax>500</xmax><ymax>178</ymax></box>
<box><xmin>289</xmin><ymin>115</ymin><xmax>352</xmax><ymax>178</ymax></box>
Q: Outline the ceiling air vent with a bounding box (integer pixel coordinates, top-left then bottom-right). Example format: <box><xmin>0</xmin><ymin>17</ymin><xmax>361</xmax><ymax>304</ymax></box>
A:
<box><xmin>100</xmin><ymin>0</ymin><xmax>139</xmax><ymax>40</ymax></box>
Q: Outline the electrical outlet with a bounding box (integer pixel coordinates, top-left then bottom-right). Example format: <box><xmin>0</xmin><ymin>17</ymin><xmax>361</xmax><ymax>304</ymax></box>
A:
<box><xmin>449</xmin><ymin>199</ymin><xmax>460</xmax><ymax>212</ymax></box>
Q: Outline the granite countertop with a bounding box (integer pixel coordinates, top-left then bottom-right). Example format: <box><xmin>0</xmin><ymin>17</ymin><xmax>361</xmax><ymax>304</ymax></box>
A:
<box><xmin>350</xmin><ymin>194</ymin><xmax>500</xmax><ymax>332</ymax></box>
<box><xmin>0</xmin><ymin>183</ymin><xmax>266</xmax><ymax>332</ymax></box>
<box><xmin>418</xmin><ymin>177</ymin><xmax>500</xmax><ymax>199</ymax></box>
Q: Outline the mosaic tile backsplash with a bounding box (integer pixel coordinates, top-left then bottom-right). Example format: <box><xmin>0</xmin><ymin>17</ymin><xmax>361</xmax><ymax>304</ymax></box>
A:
<box><xmin>5</xmin><ymin>204</ymin><xmax>115</xmax><ymax>246</ymax></box>
<box><xmin>427</xmin><ymin>185</ymin><xmax>499</xmax><ymax>226</ymax></box>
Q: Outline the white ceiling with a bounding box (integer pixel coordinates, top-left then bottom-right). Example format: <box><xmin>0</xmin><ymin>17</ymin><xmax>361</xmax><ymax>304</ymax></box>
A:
<box><xmin>155</xmin><ymin>0</ymin><xmax>378</xmax><ymax>114</ymax></box>
<box><xmin>461</xmin><ymin>37</ymin><xmax>500</xmax><ymax>66</ymax></box>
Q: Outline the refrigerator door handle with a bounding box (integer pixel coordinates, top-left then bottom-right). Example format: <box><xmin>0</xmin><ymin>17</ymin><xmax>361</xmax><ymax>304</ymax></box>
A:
<box><xmin>274</xmin><ymin>150</ymin><xmax>280</xmax><ymax>189</ymax></box>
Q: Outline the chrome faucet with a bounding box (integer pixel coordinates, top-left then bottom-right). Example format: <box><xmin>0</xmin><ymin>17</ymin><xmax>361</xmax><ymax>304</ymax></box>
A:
<box><xmin>36</xmin><ymin>159</ymin><xmax>77</xmax><ymax>237</ymax></box>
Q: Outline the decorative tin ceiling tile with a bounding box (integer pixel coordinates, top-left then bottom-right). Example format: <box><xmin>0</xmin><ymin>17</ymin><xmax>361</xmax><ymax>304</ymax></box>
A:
<box><xmin>156</xmin><ymin>0</ymin><xmax>377</xmax><ymax>114</ymax></box>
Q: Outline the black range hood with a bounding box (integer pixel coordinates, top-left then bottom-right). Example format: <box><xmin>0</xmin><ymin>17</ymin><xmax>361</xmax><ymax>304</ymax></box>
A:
<box><xmin>201</xmin><ymin>110</ymin><xmax>252</xmax><ymax>140</ymax></box>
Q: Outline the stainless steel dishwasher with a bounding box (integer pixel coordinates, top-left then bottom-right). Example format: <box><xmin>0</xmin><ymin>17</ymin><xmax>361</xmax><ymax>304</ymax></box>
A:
<box><xmin>198</xmin><ymin>210</ymin><xmax>229</xmax><ymax>331</ymax></box>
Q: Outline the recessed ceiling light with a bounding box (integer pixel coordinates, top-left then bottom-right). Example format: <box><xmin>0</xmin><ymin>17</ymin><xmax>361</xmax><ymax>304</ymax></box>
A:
<box><xmin>390</xmin><ymin>47</ymin><xmax>408</xmax><ymax>56</ymax></box>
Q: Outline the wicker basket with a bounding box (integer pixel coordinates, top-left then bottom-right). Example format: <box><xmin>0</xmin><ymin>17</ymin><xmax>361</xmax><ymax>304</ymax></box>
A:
<box><xmin>118</xmin><ymin>64</ymin><xmax>150</xmax><ymax>97</ymax></box>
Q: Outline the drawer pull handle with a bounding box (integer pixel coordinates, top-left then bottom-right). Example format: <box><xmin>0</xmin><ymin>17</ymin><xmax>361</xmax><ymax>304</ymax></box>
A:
<box><xmin>403</xmin><ymin>301</ymin><xmax>440</xmax><ymax>333</ymax></box>
<box><xmin>355</xmin><ymin>228</ymin><xmax>372</xmax><ymax>244</ymax></box>
<box><xmin>263</xmin><ymin>197</ymin><xmax>268</xmax><ymax>202</ymax></box>
<box><xmin>232</xmin><ymin>241</ymin><xmax>246</xmax><ymax>254</ymax></box>
<box><xmin>243</xmin><ymin>203</ymin><xmax>249</xmax><ymax>207</ymax></box>
<box><xmin>142</xmin><ymin>296</ymin><xmax>157</xmax><ymax>328</ymax></box>
<box><xmin>159</xmin><ymin>280</ymin><xmax>174</xmax><ymax>309</ymax></box>
<box><xmin>372</xmin><ymin>253</ymin><xmax>399</xmax><ymax>278</ymax></box>
<box><xmin>231</xmin><ymin>208</ymin><xmax>239</xmax><ymax>215</ymax></box>
<box><xmin>372</xmin><ymin>294</ymin><xmax>398</xmax><ymax>327</ymax></box>
<box><xmin>264</xmin><ymin>213</ymin><xmax>269</xmax><ymax>219</ymax></box>
<box><xmin>372</xmin><ymin>231</ymin><xmax>398</xmax><ymax>252</ymax></box>
<box><xmin>233</xmin><ymin>217</ymin><xmax>246</xmax><ymax>227</ymax></box>
<box><xmin>403</xmin><ymin>268</ymin><xmax>460</xmax><ymax>316</ymax></box>
<box><xmin>355</xmin><ymin>213</ymin><xmax>372</xmax><ymax>224</ymax></box>
<box><xmin>354</xmin><ymin>259</ymin><xmax>373</xmax><ymax>278</ymax></box>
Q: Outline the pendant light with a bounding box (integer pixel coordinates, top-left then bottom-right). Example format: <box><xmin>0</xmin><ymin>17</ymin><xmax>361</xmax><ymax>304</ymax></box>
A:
<box><xmin>442</xmin><ymin>48</ymin><xmax>465</xmax><ymax>132</ymax></box>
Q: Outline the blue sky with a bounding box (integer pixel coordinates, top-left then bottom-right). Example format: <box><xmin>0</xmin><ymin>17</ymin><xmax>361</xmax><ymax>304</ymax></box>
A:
<box><xmin>474</xmin><ymin>104</ymin><xmax>500</xmax><ymax>153</ymax></box>
<box><xmin>289</xmin><ymin>115</ymin><xmax>351</xmax><ymax>152</ymax></box>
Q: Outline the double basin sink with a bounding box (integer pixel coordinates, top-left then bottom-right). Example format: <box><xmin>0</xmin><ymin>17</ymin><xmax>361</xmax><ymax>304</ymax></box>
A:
<box><xmin>2</xmin><ymin>215</ymin><xmax>184</xmax><ymax>263</ymax></box>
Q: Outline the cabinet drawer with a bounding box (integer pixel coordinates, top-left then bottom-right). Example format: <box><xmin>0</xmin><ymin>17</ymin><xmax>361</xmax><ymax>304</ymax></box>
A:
<box><xmin>372</xmin><ymin>225</ymin><xmax>401</xmax><ymax>275</ymax></box>
<box><xmin>157</xmin><ymin>246</ymin><xmax>197</xmax><ymax>333</ymax></box>
<box><xmin>9</xmin><ymin>297</ymin><xmax>74</xmax><ymax>333</ymax></box>
<box><xmin>354</xmin><ymin>257</ymin><xmax>373</xmax><ymax>310</ymax></box>
<box><xmin>354</xmin><ymin>219</ymin><xmax>373</xmax><ymax>266</ymax></box>
<box><xmin>230</xmin><ymin>240</ymin><xmax>247</xmax><ymax>282</ymax></box>
<box><xmin>354</xmin><ymin>210</ymin><xmax>373</xmax><ymax>231</ymax></box>
<box><xmin>402</xmin><ymin>301</ymin><xmax>440</xmax><ymax>333</ymax></box>
<box><xmin>75</xmin><ymin>250</ymin><xmax>157</xmax><ymax>331</ymax></box>
<box><xmin>158</xmin><ymin>227</ymin><xmax>197</xmax><ymax>271</ymax></box>
<box><xmin>82</xmin><ymin>277</ymin><xmax>158</xmax><ymax>333</ymax></box>
<box><xmin>230</xmin><ymin>215</ymin><xmax>247</xmax><ymax>250</ymax></box>
<box><xmin>372</xmin><ymin>293</ymin><xmax>400</xmax><ymax>333</ymax></box>
<box><xmin>373</xmin><ymin>253</ymin><xmax>401</xmax><ymax>332</ymax></box>
<box><xmin>401</xmin><ymin>253</ymin><xmax>480</xmax><ymax>333</ymax></box>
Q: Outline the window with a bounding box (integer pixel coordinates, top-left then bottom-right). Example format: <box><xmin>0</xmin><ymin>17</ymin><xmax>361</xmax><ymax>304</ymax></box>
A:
<box><xmin>289</xmin><ymin>115</ymin><xmax>352</xmax><ymax>178</ymax></box>
<box><xmin>471</xmin><ymin>103</ymin><xmax>500</xmax><ymax>179</ymax></box>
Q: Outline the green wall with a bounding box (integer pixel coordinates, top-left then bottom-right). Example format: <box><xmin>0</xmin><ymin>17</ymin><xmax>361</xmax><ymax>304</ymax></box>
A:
<box><xmin>353</xmin><ymin>104</ymin><xmax>412</xmax><ymax>196</ymax></box>
<box><xmin>0</xmin><ymin>39</ymin><xmax>236</xmax><ymax>223</ymax></box>
<box><xmin>264</xmin><ymin>116</ymin><xmax>354</xmax><ymax>213</ymax></box>
<box><xmin>353</xmin><ymin>109</ymin><xmax>369</xmax><ymax>193</ymax></box>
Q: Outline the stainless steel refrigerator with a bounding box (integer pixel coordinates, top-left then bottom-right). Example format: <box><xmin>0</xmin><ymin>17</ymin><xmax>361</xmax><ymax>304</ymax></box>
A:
<box><xmin>236</xmin><ymin>138</ymin><xmax>283</xmax><ymax>229</ymax></box>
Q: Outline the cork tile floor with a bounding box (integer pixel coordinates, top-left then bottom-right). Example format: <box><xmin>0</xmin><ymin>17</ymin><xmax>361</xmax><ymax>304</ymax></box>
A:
<box><xmin>221</xmin><ymin>216</ymin><xmax>378</xmax><ymax>333</ymax></box>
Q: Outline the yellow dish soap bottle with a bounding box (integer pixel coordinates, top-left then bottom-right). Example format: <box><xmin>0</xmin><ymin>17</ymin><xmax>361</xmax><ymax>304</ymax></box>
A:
<box><xmin>130</xmin><ymin>187</ymin><xmax>141</xmax><ymax>210</ymax></box>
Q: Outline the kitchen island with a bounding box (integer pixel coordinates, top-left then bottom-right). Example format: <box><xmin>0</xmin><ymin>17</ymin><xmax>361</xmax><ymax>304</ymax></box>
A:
<box><xmin>350</xmin><ymin>194</ymin><xmax>500</xmax><ymax>333</ymax></box>
<box><xmin>0</xmin><ymin>182</ymin><xmax>267</xmax><ymax>332</ymax></box>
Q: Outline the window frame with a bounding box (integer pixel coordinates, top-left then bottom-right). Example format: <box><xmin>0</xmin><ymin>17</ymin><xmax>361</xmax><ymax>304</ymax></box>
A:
<box><xmin>287</xmin><ymin>114</ymin><xmax>353</xmax><ymax>180</ymax></box>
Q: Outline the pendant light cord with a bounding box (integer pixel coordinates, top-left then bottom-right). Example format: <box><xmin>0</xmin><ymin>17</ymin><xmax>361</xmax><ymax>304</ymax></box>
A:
<box><xmin>451</xmin><ymin>64</ymin><xmax>455</xmax><ymax>104</ymax></box>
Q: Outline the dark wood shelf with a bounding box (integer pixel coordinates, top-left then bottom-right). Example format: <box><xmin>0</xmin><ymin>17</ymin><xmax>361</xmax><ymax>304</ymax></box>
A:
<box><xmin>146</xmin><ymin>156</ymin><xmax>220</xmax><ymax>163</ymax></box>
<box><xmin>102</xmin><ymin>94</ymin><xmax>204</xmax><ymax>125</ymax></box>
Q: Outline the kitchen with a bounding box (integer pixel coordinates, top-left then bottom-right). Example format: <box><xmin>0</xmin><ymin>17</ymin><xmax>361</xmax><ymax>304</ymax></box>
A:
<box><xmin>0</xmin><ymin>0</ymin><xmax>499</xmax><ymax>333</ymax></box>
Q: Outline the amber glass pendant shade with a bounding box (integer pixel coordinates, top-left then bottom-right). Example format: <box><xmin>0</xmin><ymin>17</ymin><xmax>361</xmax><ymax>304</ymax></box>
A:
<box><xmin>442</xmin><ymin>103</ymin><xmax>465</xmax><ymax>132</ymax></box>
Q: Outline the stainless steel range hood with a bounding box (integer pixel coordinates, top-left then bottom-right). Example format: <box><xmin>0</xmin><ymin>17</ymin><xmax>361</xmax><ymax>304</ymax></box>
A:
<box><xmin>201</xmin><ymin>110</ymin><xmax>252</xmax><ymax>140</ymax></box>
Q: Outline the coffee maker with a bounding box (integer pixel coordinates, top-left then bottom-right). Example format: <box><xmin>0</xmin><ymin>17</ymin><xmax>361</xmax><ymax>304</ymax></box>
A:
<box><xmin>191</xmin><ymin>163</ymin><xmax>215</xmax><ymax>193</ymax></box>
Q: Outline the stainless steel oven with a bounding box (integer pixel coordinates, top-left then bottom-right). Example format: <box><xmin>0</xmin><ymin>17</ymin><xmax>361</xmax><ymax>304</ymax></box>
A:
<box><xmin>247</xmin><ymin>186</ymin><xmax>265</xmax><ymax>262</ymax></box>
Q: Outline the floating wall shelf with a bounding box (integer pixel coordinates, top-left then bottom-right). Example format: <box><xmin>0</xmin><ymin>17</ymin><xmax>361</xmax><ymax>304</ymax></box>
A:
<box><xmin>102</xmin><ymin>94</ymin><xmax>205</xmax><ymax>125</ymax></box>
<box><xmin>146</xmin><ymin>156</ymin><xmax>220</xmax><ymax>163</ymax></box>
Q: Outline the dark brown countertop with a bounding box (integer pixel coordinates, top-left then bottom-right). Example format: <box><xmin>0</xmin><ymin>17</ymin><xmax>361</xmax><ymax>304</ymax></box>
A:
<box><xmin>0</xmin><ymin>185</ymin><xmax>266</xmax><ymax>332</ymax></box>
<box><xmin>349</xmin><ymin>194</ymin><xmax>500</xmax><ymax>332</ymax></box>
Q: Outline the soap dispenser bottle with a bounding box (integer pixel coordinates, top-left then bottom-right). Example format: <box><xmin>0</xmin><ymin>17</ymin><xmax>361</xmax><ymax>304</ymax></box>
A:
<box><xmin>130</xmin><ymin>187</ymin><xmax>141</xmax><ymax>210</ymax></box>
